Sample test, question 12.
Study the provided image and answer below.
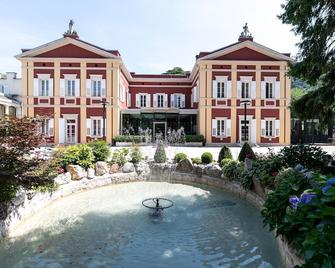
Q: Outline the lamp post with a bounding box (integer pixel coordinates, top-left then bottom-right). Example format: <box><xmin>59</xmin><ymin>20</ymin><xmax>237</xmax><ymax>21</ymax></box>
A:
<box><xmin>240</xmin><ymin>100</ymin><xmax>251</xmax><ymax>142</ymax></box>
<box><xmin>97</xmin><ymin>100</ymin><xmax>109</xmax><ymax>141</ymax></box>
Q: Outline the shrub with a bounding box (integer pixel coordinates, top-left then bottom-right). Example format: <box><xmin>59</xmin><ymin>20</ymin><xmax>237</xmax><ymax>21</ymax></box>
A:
<box><xmin>60</xmin><ymin>144</ymin><xmax>95</xmax><ymax>170</ymax></box>
<box><xmin>191</xmin><ymin>157</ymin><xmax>202</xmax><ymax>165</ymax></box>
<box><xmin>174</xmin><ymin>153</ymin><xmax>187</xmax><ymax>163</ymax></box>
<box><xmin>0</xmin><ymin>178</ymin><xmax>19</xmax><ymax>203</ymax></box>
<box><xmin>238</xmin><ymin>142</ymin><xmax>255</xmax><ymax>162</ymax></box>
<box><xmin>218</xmin><ymin>145</ymin><xmax>232</xmax><ymax>164</ymax></box>
<box><xmin>109</xmin><ymin>148</ymin><xmax>129</xmax><ymax>166</ymax></box>
<box><xmin>201</xmin><ymin>152</ymin><xmax>213</xmax><ymax>164</ymax></box>
<box><xmin>154</xmin><ymin>142</ymin><xmax>167</xmax><ymax>163</ymax></box>
<box><xmin>88</xmin><ymin>140</ymin><xmax>110</xmax><ymax>162</ymax></box>
<box><xmin>113</xmin><ymin>135</ymin><xmax>143</xmax><ymax>143</ymax></box>
<box><xmin>279</xmin><ymin>144</ymin><xmax>328</xmax><ymax>170</ymax></box>
<box><xmin>222</xmin><ymin>160</ymin><xmax>244</xmax><ymax>181</ymax></box>
<box><xmin>130</xmin><ymin>147</ymin><xmax>142</xmax><ymax>163</ymax></box>
<box><xmin>185</xmin><ymin>135</ymin><xmax>204</xmax><ymax>143</ymax></box>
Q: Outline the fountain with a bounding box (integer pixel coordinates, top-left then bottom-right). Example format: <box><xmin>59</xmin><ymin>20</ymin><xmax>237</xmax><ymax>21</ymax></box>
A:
<box><xmin>142</xmin><ymin>197</ymin><xmax>174</xmax><ymax>216</ymax></box>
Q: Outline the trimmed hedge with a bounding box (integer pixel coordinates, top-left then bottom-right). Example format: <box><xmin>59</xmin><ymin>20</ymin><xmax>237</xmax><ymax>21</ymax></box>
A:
<box><xmin>185</xmin><ymin>135</ymin><xmax>204</xmax><ymax>143</ymax></box>
<box><xmin>201</xmin><ymin>152</ymin><xmax>213</xmax><ymax>164</ymax></box>
<box><xmin>218</xmin><ymin>145</ymin><xmax>232</xmax><ymax>165</ymax></box>
<box><xmin>238</xmin><ymin>142</ymin><xmax>255</xmax><ymax>162</ymax></box>
<box><xmin>113</xmin><ymin>135</ymin><xmax>144</xmax><ymax>143</ymax></box>
<box><xmin>174</xmin><ymin>153</ymin><xmax>187</xmax><ymax>163</ymax></box>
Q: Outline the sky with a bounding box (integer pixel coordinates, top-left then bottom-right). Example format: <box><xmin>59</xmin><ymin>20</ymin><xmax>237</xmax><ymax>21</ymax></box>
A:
<box><xmin>0</xmin><ymin>0</ymin><xmax>300</xmax><ymax>76</ymax></box>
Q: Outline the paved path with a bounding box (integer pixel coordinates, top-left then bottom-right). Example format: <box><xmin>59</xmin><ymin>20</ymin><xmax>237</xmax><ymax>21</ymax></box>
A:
<box><xmin>112</xmin><ymin>145</ymin><xmax>335</xmax><ymax>161</ymax></box>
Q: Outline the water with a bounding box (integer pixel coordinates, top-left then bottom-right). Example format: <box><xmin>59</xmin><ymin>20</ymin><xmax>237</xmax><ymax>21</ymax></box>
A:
<box><xmin>0</xmin><ymin>182</ymin><xmax>282</xmax><ymax>267</ymax></box>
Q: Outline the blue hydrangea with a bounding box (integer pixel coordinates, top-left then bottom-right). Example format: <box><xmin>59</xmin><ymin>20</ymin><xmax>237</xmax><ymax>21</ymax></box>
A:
<box><xmin>300</xmin><ymin>193</ymin><xmax>317</xmax><ymax>204</ymax></box>
<box><xmin>289</xmin><ymin>196</ymin><xmax>300</xmax><ymax>210</ymax></box>
<box><xmin>322</xmin><ymin>185</ymin><xmax>332</xmax><ymax>194</ymax></box>
<box><xmin>326</xmin><ymin>178</ymin><xmax>335</xmax><ymax>186</ymax></box>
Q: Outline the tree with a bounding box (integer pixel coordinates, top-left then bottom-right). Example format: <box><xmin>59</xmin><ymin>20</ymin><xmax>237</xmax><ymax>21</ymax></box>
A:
<box><xmin>0</xmin><ymin>117</ymin><xmax>44</xmax><ymax>177</ymax></box>
<box><xmin>279</xmin><ymin>1</ymin><xmax>335</xmax><ymax>122</ymax></box>
<box><xmin>163</xmin><ymin>67</ymin><xmax>188</xmax><ymax>75</ymax></box>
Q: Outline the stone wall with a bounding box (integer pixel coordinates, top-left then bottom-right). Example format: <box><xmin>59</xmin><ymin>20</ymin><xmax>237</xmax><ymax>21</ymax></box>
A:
<box><xmin>0</xmin><ymin>161</ymin><xmax>304</xmax><ymax>267</ymax></box>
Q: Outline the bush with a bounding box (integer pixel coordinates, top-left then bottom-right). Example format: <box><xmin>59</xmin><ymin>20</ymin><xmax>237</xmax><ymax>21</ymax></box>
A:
<box><xmin>154</xmin><ymin>142</ymin><xmax>167</xmax><ymax>163</ymax></box>
<box><xmin>130</xmin><ymin>147</ymin><xmax>142</xmax><ymax>163</ymax></box>
<box><xmin>201</xmin><ymin>152</ymin><xmax>213</xmax><ymax>164</ymax></box>
<box><xmin>59</xmin><ymin>144</ymin><xmax>95</xmax><ymax>170</ymax></box>
<box><xmin>279</xmin><ymin>144</ymin><xmax>328</xmax><ymax>170</ymax></box>
<box><xmin>185</xmin><ymin>135</ymin><xmax>204</xmax><ymax>143</ymax></box>
<box><xmin>88</xmin><ymin>140</ymin><xmax>110</xmax><ymax>162</ymax></box>
<box><xmin>218</xmin><ymin>145</ymin><xmax>232</xmax><ymax>164</ymax></box>
<box><xmin>222</xmin><ymin>159</ymin><xmax>244</xmax><ymax>181</ymax></box>
<box><xmin>191</xmin><ymin>157</ymin><xmax>202</xmax><ymax>165</ymax></box>
<box><xmin>109</xmin><ymin>148</ymin><xmax>129</xmax><ymax>166</ymax></box>
<box><xmin>113</xmin><ymin>135</ymin><xmax>143</xmax><ymax>143</ymax></box>
<box><xmin>174</xmin><ymin>153</ymin><xmax>187</xmax><ymax>163</ymax></box>
<box><xmin>0</xmin><ymin>178</ymin><xmax>19</xmax><ymax>203</ymax></box>
<box><xmin>238</xmin><ymin>142</ymin><xmax>255</xmax><ymax>162</ymax></box>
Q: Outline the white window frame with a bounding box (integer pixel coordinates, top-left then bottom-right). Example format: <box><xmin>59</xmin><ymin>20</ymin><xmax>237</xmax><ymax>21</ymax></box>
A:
<box><xmin>39</xmin><ymin>79</ymin><xmax>49</xmax><ymax>96</ymax></box>
<box><xmin>91</xmin><ymin>117</ymin><xmax>103</xmax><ymax>137</ymax></box>
<box><xmin>172</xmin><ymin>94</ymin><xmax>185</xmax><ymax>108</ymax></box>
<box><xmin>217</xmin><ymin>119</ymin><xmax>225</xmax><ymax>136</ymax></box>
<box><xmin>0</xmin><ymin>85</ymin><xmax>4</xmax><ymax>94</ymax></box>
<box><xmin>217</xmin><ymin>81</ymin><xmax>226</xmax><ymax>99</ymax></box>
<box><xmin>265</xmin><ymin>119</ymin><xmax>275</xmax><ymax>137</ymax></box>
<box><xmin>40</xmin><ymin>119</ymin><xmax>50</xmax><ymax>136</ymax></box>
<box><xmin>241</xmin><ymin>81</ymin><xmax>250</xmax><ymax>99</ymax></box>
<box><xmin>265</xmin><ymin>81</ymin><xmax>275</xmax><ymax>99</ymax></box>
<box><xmin>92</xmin><ymin>79</ymin><xmax>102</xmax><ymax>97</ymax></box>
<box><xmin>140</xmin><ymin>94</ymin><xmax>147</xmax><ymax>108</ymax></box>
<box><xmin>156</xmin><ymin>94</ymin><xmax>164</xmax><ymax>108</ymax></box>
<box><xmin>65</xmin><ymin>79</ymin><xmax>76</xmax><ymax>97</ymax></box>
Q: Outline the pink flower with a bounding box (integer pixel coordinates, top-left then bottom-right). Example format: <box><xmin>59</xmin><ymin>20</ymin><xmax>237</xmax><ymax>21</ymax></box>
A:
<box><xmin>57</xmin><ymin>167</ymin><xmax>65</xmax><ymax>174</ymax></box>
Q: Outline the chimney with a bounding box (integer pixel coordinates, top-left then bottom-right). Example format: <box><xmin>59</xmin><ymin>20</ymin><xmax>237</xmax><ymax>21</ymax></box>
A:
<box><xmin>238</xmin><ymin>23</ymin><xmax>253</xmax><ymax>42</ymax></box>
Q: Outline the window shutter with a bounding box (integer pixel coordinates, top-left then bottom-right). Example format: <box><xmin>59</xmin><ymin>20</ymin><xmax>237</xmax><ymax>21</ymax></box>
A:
<box><xmin>127</xmin><ymin>92</ymin><xmax>131</xmax><ymax>107</ymax></box>
<box><xmin>181</xmin><ymin>95</ymin><xmax>185</xmax><ymax>108</ymax></box>
<box><xmin>226</xmin><ymin>81</ymin><xmax>232</xmax><ymax>98</ymax></box>
<box><xmin>212</xmin><ymin>119</ymin><xmax>217</xmax><ymax>136</ymax></box>
<box><xmin>261</xmin><ymin>120</ymin><xmax>266</xmax><ymax>136</ymax></box>
<box><xmin>164</xmin><ymin>94</ymin><xmax>168</xmax><ymax>107</ymax></box>
<box><xmin>101</xmin><ymin>79</ymin><xmax>106</xmax><ymax>97</ymax></box>
<box><xmin>275</xmin><ymin>81</ymin><xmax>281</xmax><ymax>99</ymax></box>
<box><xmin>33</xmin><ymin>78</ymin><xmax>39</xmax><ymax>96</ymax></box>
<box><xmin>86</xmin><ymin>119</ymin><xmax>91</xmax><ymax>136</ymax></box>
<box><xmin>103</xmin><ymin>118</ymin><xmax>106</xmax><ymax>137</ymax></box>
<box><xmin>261</xmin><ymin>81</ymin><xmax>266</xmax><ymax>99</ymax></box>
<box><xmin>171</xmin><ymin>94</ymin><xmax>175</xmax><ymax>108</ymax></box>
<box><xmin>146</xmin><ymin>94</ymin><xmax>150</xmax><ymax>107</ymax></box>
<box><xmin>59</xmin><ymin>79</ymin><xmax>65</xmax><ymax>97</ymax></box>
<box><xmin>75</xmin><ymin>79</ymin><xmax>80</xmax><ymax>96</ymax></box>
<box><xmin>59</xmin><ymin>118</ymin><xmax>65</xmax><ymax>144</ymax></box>
<box><xmin>212</xmin><ymin>81</ymin><xmax>217</xmax><ymax>99</ymax></box>
<box><xmin>153</xmin><ymin>94</ymin><xmax>157</xmax><ymax>108</ymax></box>
<box><xmin>237</xmin><ymin>81</ymin><xmax>242</xmax><ymax>98</ymax></box>
<box><xmin>49</xmin><ymin>79</ymin><xmax>54</xmax><ymax>96</ymax></box>
<box><xmin>136</xmin><ymin>94</ymin><xmax>140</xmax><ymax>108</ymax></box>
<box><xmin>49</xmin><ymin>119</ymin><xmax>54</xmax><ymax>136</ymax></box>
<box><xmin>251</xmin><ymin>81</ymin><xmax>256</xmax><ymax>99</ymax></box>
<box><xmin>226</xmin><ymin>119</ymin><xmax>231</xmax><ymax>136</ymax></box>
<box><xmin>86</xmin><ymin>79</ymin><xmax>91</xmax><ymax>97</ymax></box>
<box><xmin>275</xmin><ymin>120</ymin><xmax>280</xmax><ymax>136</ymax></box>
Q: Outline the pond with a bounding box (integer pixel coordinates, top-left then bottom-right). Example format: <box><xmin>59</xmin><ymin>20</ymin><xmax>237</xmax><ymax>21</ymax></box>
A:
<box><xmin>0</xmin><ymin>181</ymin><xmax>282</xmax><ymax>267</ymax></box>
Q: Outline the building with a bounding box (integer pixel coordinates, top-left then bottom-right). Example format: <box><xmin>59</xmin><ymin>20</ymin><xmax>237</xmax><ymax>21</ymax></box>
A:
<box><xmin>16</xmin><ymin>21</ymin><xmax>292</xmax><ymax>145</ymax></box>
<box><xmin>0</xmin><ymin>72</ymin><xmax>21</xmax><ymax>118</ymax></box>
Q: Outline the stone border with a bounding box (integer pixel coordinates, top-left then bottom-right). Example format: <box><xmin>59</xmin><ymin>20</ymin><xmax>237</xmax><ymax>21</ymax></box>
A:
<box><xmin>0</xmin><ymin>162</ymin><xmax>303</xmax><ymax>268</ymax></box>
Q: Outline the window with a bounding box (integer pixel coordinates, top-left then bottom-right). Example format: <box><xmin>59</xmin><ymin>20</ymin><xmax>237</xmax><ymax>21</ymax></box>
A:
<box><xmin>156</xmin><ymin>94</ymin><xmax>164</xmax><ymax>107</ymax></box>
<box><xmin>92</xmin><ymin>119</ymin><xmax>102</xmax><ymax>136</ymax></box>
<box><xmin>217</xmin><ymin>119</ymin><xmax>225</xmax><ymax>136</ymax></box>
<box><xmin>0</xmin><ymin>85</ymin><xmax>4</xmax><ymax>94</ymax></box>
<box><xmin>265</xmin><ymin>82</ymin><xmax>274</xmax><ymax>99</ymax></box>
<box><xmin>66</xmin><ymin>80</ymin><xmax>76</xmax><ymax>96</ymax></box>
<box><xmin>265</xmin><ymin>120</ymin><xmax>274</xmax><ymax>137</ymax></box>
<box><xmin>217</xmin><ymin>82</ymin><xmax>225</xmax><ymax>98</ymax></box>
<box><xmin>92</xmin><ymin>80</ymin><xmax>102</xmax><ymax>97</ymax></box>
<box><xmin>40</xmin><ymin>119</ymin><xmax>50</xmax><ymax>136</ymax></box>
<box><xmin>173</xmin><ymin>95</ymin><xmax>184</xmax><ymax>108</ymax></box>
<box><xmin>39</xmin><ymin>79</ymin><xmax>49</xmax><ymax>96</ymax></box>
<box><xmin>140</xmin><ymin>94</ymin><xmax>147</xmax><ymax>107</ymax></box>
<box><xmin>241</xmin><ymin>82</ymin><xmax>250</xmax><ymax>98</ymax></box>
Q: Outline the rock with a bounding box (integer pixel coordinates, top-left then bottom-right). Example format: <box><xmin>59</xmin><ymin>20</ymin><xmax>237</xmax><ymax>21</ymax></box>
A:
<box><xmin>194</xmin><ymin>164</ymin><xmax>205</xmax><ymax>177</ymax></box>
<box><xmin>95</xmin><ymin>161</ymin><xmax>109</xmax><ymax>176</ymax></box>
<box><xmin>204</xmin><ymin>164</ymin><xmax>222</xmax><ymax>178</ymax></box>
<box><xmin>66</xmin><ymin>165</ymin><xmax>87</xmax><ymax>180</ymax></box>
<box><xmin>87</xmin><ymin>168</ymin><xmax>95</xmax><ymax>180</ymax></box>
<box><xmin>135</xmin><ymin>162</ymin><xmax>150</xmax><ymax>175</ymax></box>
<box><xmin>244</xmin><ymin>158</ymin><xmax>253</xmax><ymax>170</ymax></box>
<box><xmin>110</xmin><ymin>163</ymin><xmax>120</xmax><ymax>173</ymax></box>
<box><xmin>10</xmin><ymin>186</ymin><xmax>26</xmax><ymax>206</ymax></box>
<box><xmin>122</xmin><ymin>162</ymin><xmax>135</xmax><ymax>173</ymax></box>
<box><xmin>176</xmin><ymin>158</ymin><xmax>194</xmax><ymax>173</ymax></box>
<box><xmin>54</xmin><ymin>172</ymin><xmax>72</xmax><ymax>185</ymax></box>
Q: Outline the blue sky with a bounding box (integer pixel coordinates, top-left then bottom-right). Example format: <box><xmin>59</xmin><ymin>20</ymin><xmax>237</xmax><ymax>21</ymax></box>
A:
<box><xmin>0</xmin><ymin>0</ymin><xmax>299</xmax><ymax>76</ymax></box>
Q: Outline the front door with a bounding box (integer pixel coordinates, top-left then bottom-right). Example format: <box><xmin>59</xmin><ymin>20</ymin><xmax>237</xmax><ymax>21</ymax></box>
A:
<box><xmin>66</xmin><ymin>119</ymin><xmax>77</xmax><ymax>143</ymax></box>
<box><xmin>153</xmin><ymin>122</ymin><xmax>166</xmax><ymax>140</ymax></box>
<box><xmin>240</xmin><ymin>120</ymin><xmax>250</xmax><ymax>142</ymax></box>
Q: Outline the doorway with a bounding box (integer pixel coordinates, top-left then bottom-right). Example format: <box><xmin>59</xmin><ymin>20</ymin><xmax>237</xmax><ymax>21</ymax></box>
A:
<box><xmin>153</xmin><ymin>122</ymin><xmax>166</xmax><ymax>140</ymax></box>
<box><xmin>66</xmin><ymin>119</ymin><xmax>77</xmax><ymax>143</ymax></box>
<box><xmin>240</xmin><ymin>119</ymin><xmax>250</xmax><ymax>142</ymax></box>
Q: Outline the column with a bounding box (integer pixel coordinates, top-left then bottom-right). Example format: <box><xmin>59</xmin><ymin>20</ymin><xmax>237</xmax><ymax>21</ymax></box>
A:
<box><xmin>21</xmin><ymin>61</ymin><xmax>28</xmax><ymax>116</ymax></box>
<box><xmin>106</xmin><ymin>61</ymin><xmax>113</xmax><ymax>143</ymax></box>
<box><xmin>112</xmin><ymin>62</ymin><xmax>120</xmax><ymax>138</ymax></box>
<box><xmin>255</xmin><ymin>64</ymin><xmax>261</xmax><ymax>144</ymax></box>
<box><xmin>279</xmin><ymin>65</ymin><xmax>285</xmax><ymax>144</ymax></box>
<box><xmin>80</xmin><ymin>62</ymin><xmax>87</xmax><ymax>143</ymax></box>
<box><xmin>206</xmin><ymin>64</ymin><xmax>212</xmax><ymax>143</ymax></box>
<box><xmin>27</xmin><ymin>61</ymin><xmax>34</xmax><ymax>117</ymax></box>
<box><xmin>198</xmin><ymin>64</ymin><xmax>207</xmax><ymax>141</ymax></box>
<box><xmin>285</xmin><ymin>65</ymin><xmax>291</xmax><ymax>144</ymax></box>
<box><xmin>54</xmin><ymin>62</ymin><xmax>60</xmax><ymax>144</ymax></box>
<box><xmin>230</xmin><ymin>64</ymin><xmax>237</xmax><ymax>143</ymax></box>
